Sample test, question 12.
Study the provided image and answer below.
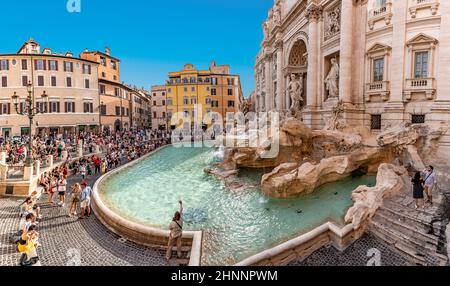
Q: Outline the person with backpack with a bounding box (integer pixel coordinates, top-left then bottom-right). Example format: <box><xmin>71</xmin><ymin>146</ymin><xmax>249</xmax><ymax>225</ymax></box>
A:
<box><xmin>166</xmin><ymin>200</ymin><xmax>184</xmax><ymax>261</ymax></box>
<box><xmin>423</xmin><ymin>166</ymin><xmax>437</xmax><ymax>206</ymax></box>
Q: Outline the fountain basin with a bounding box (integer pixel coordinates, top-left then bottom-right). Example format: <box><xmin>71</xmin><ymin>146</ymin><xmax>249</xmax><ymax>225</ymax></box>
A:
<box><xmin>95</xmin><ymin>145</ymin><xmax>375</xmax><ymax>265</ymax></box>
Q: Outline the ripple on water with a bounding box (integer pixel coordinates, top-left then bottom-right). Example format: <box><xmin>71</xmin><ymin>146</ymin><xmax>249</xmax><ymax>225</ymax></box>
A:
<box><xmin>100</xmin><ymin>146</ymin><xmax>376</xmax><ymax>265</ymax></box>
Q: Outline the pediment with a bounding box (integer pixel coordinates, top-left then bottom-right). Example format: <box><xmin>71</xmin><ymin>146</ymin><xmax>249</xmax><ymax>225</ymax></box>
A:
<box><xmin>367</xmin><ymin>43</ymin><xmax>391</xmax><ymax>56</ymax></box>
<box><xmin>406</xmin><ymin>33</ymin><xmax>438</xmax><ymax>46</ymax></box>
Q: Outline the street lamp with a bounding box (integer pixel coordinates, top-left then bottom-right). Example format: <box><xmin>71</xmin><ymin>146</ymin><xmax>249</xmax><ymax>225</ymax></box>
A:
<box><xmin>11</xmin><ymin>81</ymin><xmax>49</xmax><ymax>167</ymax></box>
<box><xmin>99</xmin><ymin>101</ymin><xmax>104</xmax><ymax>134</ymax></box>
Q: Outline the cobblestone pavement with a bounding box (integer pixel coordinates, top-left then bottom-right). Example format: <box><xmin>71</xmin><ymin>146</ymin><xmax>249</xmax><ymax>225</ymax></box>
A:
<box><xmin>0</xmin><ymin>172</ymin><xmax>173</xmax><ymax>266</ymax></box>
<box><xmin>289</xmin><ymin>234</ymin><xmax>411</xmax><ymax>266</ymax></box>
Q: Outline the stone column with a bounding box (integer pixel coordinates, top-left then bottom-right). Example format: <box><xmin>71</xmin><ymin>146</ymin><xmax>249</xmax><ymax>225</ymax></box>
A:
<box><xmin>34</xmin><ymin>160</ymin><xmax>40</xmax><ymax>177</ymax></box>
<box><xmin>436</xmin><ymin>0</ymin><xmax>450</xmax><ymax>103</ymax></box>
<box><xmin>23</xmin><ymin>165</ymin><xmax>34</xmax><ymax>181</ymax></box>
<box><xmin>384</xmin><ymin>0</ymin><xmax>408</xmax><ymax>125</ymax></box>
<box><xmin>306</xmin><ymin>4</ymin><xmax>321</xmax><ymax>108</ymax></box>
<box><xmin>77</xmin><ymin>140</ymin><xmax>83</xmax><ymax>158</ymax></box>
<box><xmin>338</xmin><ymin>0</ymin><xmax>354</xmax><ymax>104</ymax></box>
<box><xmin>0</xmin><ymin>151</ymin><xmax>6</xmax><ymax>164</ymax></box>
<box><xmin>275</xmin><ymin>36</ymin><xmax>284</xmax><ymax>111</ymax></box>
<box><xmin>264</xmin><ymin>55</ymin><xmax>272</xmax><ymax>111</ymax></box>
<box><xmin>48</xmin><ymin>155</ymin><xmax>54</xmax><ymax>168</ymax></box>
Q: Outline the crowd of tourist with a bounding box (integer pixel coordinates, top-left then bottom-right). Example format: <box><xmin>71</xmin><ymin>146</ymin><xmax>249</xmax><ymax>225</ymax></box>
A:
<box><xmin>6</xmin><ymin>129</ymin><xmax>171</xmax><ymax>266</ymax></box>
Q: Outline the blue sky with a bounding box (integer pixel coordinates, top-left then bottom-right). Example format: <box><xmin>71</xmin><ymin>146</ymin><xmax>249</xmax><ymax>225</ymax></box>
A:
<box><xmin>0</xmin><ymin>0</ymin><xmax>273</xmax><ymax>97</ymax></box>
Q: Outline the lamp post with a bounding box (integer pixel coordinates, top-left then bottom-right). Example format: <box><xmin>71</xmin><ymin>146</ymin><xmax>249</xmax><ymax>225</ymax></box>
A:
<box><xmin>11</xmin><ymin>81</ymin><xmax>49</xmax><ymax>167</ymax></box>
<box><xmin>99</xmin><ymin>101</ymin><xmax>104</xmax><ymax>134</ymax></box>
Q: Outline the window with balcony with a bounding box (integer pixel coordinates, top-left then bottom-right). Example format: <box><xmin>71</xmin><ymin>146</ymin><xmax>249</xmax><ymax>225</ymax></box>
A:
<box><xmin>365</xmin><ymin>43</ymin><xmax>391</xmax><ymax>102</ymax></box>
<box><xmin>373</xmin><ymin>58</ymin><xmax>384</xmax><ymax>82</ymax></box>
<box><xmin>414</xmin><ymin>51</ymin><xmax>429</xmax><ymax>78</ymax></box>
<box><xmin>405</xmin><ymin>33</ymin><xmax>438</xmax><ymax>100</ymax></box>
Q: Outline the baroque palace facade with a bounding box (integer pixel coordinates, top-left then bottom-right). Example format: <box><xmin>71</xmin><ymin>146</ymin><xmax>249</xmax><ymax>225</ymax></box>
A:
<box><xmin>254</xmin><ymin>0</ymin><xmax>450</xmax><ymax>151</ymax></box>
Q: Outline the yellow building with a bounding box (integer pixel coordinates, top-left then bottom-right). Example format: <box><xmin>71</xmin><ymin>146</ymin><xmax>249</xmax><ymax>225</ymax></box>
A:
<box><xmin>166</xmin><ymin>61</ymin><xmax>243</xmax><ymax>131</ymax></box>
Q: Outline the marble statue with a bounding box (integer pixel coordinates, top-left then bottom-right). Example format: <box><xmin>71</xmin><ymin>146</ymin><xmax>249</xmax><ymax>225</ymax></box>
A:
<box><xmin>273</xmin><ymin>0</ymin><xmax>281</xmax><ymax>25</ymax></box>
<box><xmin>263</xmin><ymin>21</ymin><xmax>270</xmax><ymax>39</ymax></box>
<box><xmin>287</xmin><ymin>74</ymin><xmax>303</xmax><ymax>117</ymax></box>
<box><xmin>325</xmin><ymin>58</ymin><xmax>340</xmax><ymax>98</ymax></box>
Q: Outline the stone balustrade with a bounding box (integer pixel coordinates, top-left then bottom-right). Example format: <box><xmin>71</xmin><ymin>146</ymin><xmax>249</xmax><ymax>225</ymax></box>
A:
<box><xmin>365</xmin><ymin>81</ymin><xmax>390</xmax><ymax>102</ymax></box>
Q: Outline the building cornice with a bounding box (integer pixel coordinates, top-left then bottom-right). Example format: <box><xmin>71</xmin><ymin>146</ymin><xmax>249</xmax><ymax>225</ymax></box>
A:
<box><xmin>0</xmin><ymin>53</ymin><xmax>99</xmax><ymax>65</ymax></box>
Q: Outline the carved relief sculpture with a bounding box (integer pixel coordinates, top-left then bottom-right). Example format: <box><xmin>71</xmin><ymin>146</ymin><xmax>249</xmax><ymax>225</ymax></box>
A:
<box><xmin>325</xmin><ymin>58</ymin><xmax>340</xmax><ymax>98</ymax></box>
<box><xmin>324</xmin><ymin>6</ymin><xmax>341</xmax><ymax>40</ymax></box>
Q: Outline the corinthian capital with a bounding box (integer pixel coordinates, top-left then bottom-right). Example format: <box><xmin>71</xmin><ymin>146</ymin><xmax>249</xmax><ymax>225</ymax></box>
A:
<box><xmin>306</xmin><ymin>4</ymin><xmax>322</xmax><ymax>22</ymax></box>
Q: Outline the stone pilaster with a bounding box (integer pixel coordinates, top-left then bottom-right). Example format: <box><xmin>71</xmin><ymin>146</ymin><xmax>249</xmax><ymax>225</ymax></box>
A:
<box><xmin>384</xmin><ymin>0</ymin><xmax>408</xmax><ymax>125</ymax></box>
<box><xmin>339</xmin><ymin>0</ymin><xmax>354</xmax><ymax>104</ymax></box>
<box><xmin>264</xmin><ymin>52</ymin><xmax>272</xmax><ymax>111</ymax></box>
<box><xmin>275</xmin><ymin>35</ymin><xmax>284</xmax><ymax>110</ymax></box>
<box><xmin>304</xmin><ymin>3</ymin><xmax>322</xmax><ymax>128</ymax></box>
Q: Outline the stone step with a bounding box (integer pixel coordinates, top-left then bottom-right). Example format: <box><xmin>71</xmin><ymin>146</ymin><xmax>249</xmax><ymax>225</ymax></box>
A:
<box><xmin>371</xmin><ymin>220</ymin><xmax>448</xmax><ymax>266</ymax></box>
<box><xmin>375</xmin><ymin>208</ymin><xmax>444</xmax><ymax>244</ymax></box>
<box><xmin>369</xmin><ymin>226</ymin><xmax>427</xmax><ymax>266</ymax></box>
<box><xmin>383</xmin><ymin>198</ymin><xmax>441</xmax><ymax>223</ymax></box>
<box><xmin>370</xmin><ymin>219</ymin><xmax>437</xmax><ymax>253</ymax></box>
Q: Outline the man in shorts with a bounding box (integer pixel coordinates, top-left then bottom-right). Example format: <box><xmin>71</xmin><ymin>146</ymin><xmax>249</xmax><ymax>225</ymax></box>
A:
<box><xmin>79</xmin><ymin>181</ymin><xmax>93</xmax><ymax>219</ymax></box>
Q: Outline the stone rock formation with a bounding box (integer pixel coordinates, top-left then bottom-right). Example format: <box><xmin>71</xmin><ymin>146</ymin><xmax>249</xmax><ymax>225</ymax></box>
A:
<box><xmin>344</xmin><ymin>164</ymin><xmax>408</xmax><ymax>230</ymax></box>
<box><xmin>261</xmin><ymin>148</ymin><xmax>388</xmax><ymax>198</ymax></box>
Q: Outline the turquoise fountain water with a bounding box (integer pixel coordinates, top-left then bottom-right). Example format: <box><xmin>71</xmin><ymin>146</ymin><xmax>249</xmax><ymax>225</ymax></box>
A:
<box><xmin>99</xmin><ymin>145</ymin><xmax>375</xmax><ymax>265</ymax></box>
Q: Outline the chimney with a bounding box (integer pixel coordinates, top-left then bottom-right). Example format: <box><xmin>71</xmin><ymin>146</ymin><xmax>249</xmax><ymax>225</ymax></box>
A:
<box><xmin>105</xmin><ymin>47</ymin><xmax>110</xmax><ymax>55</ymax></box>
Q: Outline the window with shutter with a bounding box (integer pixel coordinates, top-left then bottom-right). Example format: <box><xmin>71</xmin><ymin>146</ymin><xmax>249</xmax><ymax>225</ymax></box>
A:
<box><xmin>85</xmin><ymin>79</ymin><xmax>90</xmax><ymax>89</ymax></box>
<box><xmin>22</xmin><ymin>76</ymin><xmax>28</xmax><ymax>87</ymax></box>
<box><xmin>51</xmin><ymin>76</ymin><xmax>57</xmax><ymax>87</ymax></box>
<box><xmin>66</xmin><ymin>77</ymin><xmax>72</xmax><ymax>87</ymax></box>
<box><xmin>2</xmin><ymin>76</ymin><xmax>7</xmax><ymax>87</ymax></box>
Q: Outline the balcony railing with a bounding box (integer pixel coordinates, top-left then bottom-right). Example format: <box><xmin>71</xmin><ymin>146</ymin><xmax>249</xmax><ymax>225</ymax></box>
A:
<box><xmin>409</xmin><ymin>0</ymin><xmax>439</xmax><ymax>18</ymax></box>
<box><xmin>368</xmin><ymin>1</ymin><xmax>393</xmax><ymax>30</ymax></box>
<box><xmin>404</xmin><ymin>77</ymin><xmax>436</xmax><ymax>100</ymax></box>
<box><xmin>365</xmin><ymin>81</ymin><xmax>390</xmax><ymax>101</ymax></box>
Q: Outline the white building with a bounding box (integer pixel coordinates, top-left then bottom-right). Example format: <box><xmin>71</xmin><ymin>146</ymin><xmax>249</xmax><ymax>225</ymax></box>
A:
<box><xmin>254</xmin><ymin>0</ymin><xmax>450</xmax><ymax>169</ymax></box>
